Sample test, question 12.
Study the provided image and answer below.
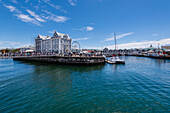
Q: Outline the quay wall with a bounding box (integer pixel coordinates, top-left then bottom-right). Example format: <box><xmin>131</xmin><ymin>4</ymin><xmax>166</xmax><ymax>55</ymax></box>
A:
<box><xmin>13</xmin><ymin>56</ymin><xmax>106</xmax><ymax>65</ymax></box>
<box><xmin>104</xmin><ymin>53</ymin><xmax>170</xmax><ymax>59</ymax></box>
<box><xmin>128</xmin><ymin>54</ymin><xmax>170</xmax><ymax>59</ymax></box>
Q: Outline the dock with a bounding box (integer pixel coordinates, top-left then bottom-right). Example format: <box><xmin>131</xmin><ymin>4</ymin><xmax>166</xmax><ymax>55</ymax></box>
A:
<box><xmin>13</xmin><ymin>55</ymin><xmax>106</xmax><ymax>65</ymax></box>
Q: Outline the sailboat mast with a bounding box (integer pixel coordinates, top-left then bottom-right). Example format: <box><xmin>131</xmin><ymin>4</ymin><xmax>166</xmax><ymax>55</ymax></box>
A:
<box><xmin>114</xmin><ymin>33</ymin><xmax>117</xmax><ymax>55</ymax></box>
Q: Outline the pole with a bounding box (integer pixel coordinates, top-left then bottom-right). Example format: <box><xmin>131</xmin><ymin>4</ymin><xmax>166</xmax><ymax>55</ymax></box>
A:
<box><xmin>114</xmin><ymin>33</ymin><xmax>117</xmax><ymax>56</ymax></box>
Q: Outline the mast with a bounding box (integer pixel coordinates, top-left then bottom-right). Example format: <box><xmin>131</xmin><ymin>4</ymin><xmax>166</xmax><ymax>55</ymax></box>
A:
<box><xmin>114</xmin><ymin>33</ymin><xmax>117</xmax><ymax>56</ymax></box>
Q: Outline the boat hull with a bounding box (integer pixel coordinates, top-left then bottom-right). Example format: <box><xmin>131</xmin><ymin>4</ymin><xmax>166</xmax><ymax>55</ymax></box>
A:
<box><xmin>115</xmin><ymin>61</ymin><xmax>125</xmax><ymax>64</ymax></box>
<box><xmin>106</xmin><ymin>60</ymin><xmax>125</xmax><ymax>64</ymax></box>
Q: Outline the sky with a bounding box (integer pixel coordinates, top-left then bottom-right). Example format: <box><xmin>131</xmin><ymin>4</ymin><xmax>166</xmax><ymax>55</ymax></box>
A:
<box><xmin>0</xmin><ymin>0</ymin><xmax>170</xmax><ymax>49</ymax></box>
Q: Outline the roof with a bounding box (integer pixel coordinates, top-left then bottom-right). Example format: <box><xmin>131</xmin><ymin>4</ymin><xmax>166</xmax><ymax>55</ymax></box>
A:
<box><xmin>57</xmin><ymin>32</ymin><xmax>65</xmax><ymax>37</ymax></box>
<box><xmin>37</xmin><ymin>31</ymin><xmax>71</xmax><ymax>40</ymax></box>
<box><xmin>39</xmin><ymin>35</ymin><xmax>47</xmax><ymax>39</ymax></box>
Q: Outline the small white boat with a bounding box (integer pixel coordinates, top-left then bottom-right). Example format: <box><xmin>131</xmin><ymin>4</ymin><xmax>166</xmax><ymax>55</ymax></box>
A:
<box><xmin>106</xmin><ymin>56</ymin><xmax>125</xmax><ymax>64</ymax></box>
<box><xmin>105</xmin><ymin>33</ymin><xmax>125</xmax><ymax>64</ymax></box>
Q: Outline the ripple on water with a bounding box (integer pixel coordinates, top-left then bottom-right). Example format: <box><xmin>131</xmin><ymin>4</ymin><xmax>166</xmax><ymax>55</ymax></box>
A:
<box><xmin>0</xmin><ymin>57</ymin><xmax>170</xmax><ymax>112</ymax></box>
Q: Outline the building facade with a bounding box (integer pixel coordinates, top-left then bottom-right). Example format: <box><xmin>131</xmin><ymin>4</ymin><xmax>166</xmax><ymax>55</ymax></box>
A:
<box><xmin>20</xmin><ymin>45</ymin><xmax>35</xmax><ymax>52</ymax></box>
<box><xmin>162</xmin><ymin>45</ymin><xmax>170</xmax><ymax>50</ymax></box>
<box><xmin>35</xmin><ymin>31</ymin><xmax>72</xmax><ymax>54</ymax></box>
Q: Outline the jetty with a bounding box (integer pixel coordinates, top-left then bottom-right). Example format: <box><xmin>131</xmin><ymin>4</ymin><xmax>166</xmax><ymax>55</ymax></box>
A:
<box><xmin>13</xmin><ymin>55</ymin><xmax>106</xmax><ymax>65</ymax></box>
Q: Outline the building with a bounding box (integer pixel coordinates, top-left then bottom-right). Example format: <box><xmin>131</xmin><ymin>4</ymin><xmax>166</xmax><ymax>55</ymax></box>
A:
<box><xmin>20</xmin><ymin>45</ymin><xmax>35</xmax><ymax>52</ymax></box>
<box><xmin>35</xmin><ymin>31</ymin><xmax>72</xmax><ymax>54</ymax></box>
<box><xmin>162</xmin><ymin>45</ymin><xmax>170</xmax><ymax>50</ymax></box>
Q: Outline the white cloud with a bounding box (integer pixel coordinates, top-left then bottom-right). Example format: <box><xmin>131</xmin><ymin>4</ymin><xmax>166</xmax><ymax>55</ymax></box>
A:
<box><xmin>11</xmin><ymin>0</ymin><xmax>18</xmax><ymax>4</ymax></box>
<box><xmin>153</xmin><ymin>34</ymin><xmax>158</xmax><ymax>36</ymax></box>
<box><xmin>25</xmin><ymin>0</ymin><xmax>29</xmax><ymax>3</ymax></box>
<box><xmin>104</xmin><ymin>32</ymin><xmax>134</xmax><ymax>42</ymax></box>
<box><xmin>74</xmin><ymin>26</ymin><xmax>94</xmax><ymax>31</ymax></box>
<box><xmin>42</xmin><ymin>10</ymin><xmax>69</xmax><ymax>22</ymax></box>
<box><xmin>85</xmin><ymin>27</ymin><xmax>94</xmax><ymax>31</ymax></box>
<box><xmin>0</xmin><ymin>41</ymin><xmax>20</xmax><ymax>46</ymax></box>
<box><xmin>2</xmin><ymin>1</ymin><xmax>69</xmax><ymax>26</ymax></box>
<box><xmin>3</xmin><ymin>4</ymin><xmax>42</xmax><ymax>26</ymax></box>
<box><xmin>15</xmin><ymin>14</ymin><xmax>41</xmax><ymax>26</ymax></box>
<box><xmin>47</xmin><ymin>2</ymin><xmax>61</xmax><ymax>10</ymax></box>
<box><xmin>51</xmin><ymin>16</ymin><xmax>69</xmax><ymax>22</ymax></box>
<box><xmin>82</xmin><ymin>38</ymin><xmax>170</xmax><ymax>50</ymax></box>
<box><xmin>42</xmin><ymin>0</ymin><xmax>67</xmax><ymax>13</ymax></box>
<box><xmin>3</xmin><ymin>4</ymin><xmax>41</xmax><ymax>26</ymax></box>
<box><xmin>27</xmin><ymin>9</ymin><xmax>45</xmax><ymax>22</ymax></box>
<box><xmin>68</xmin><ymin>0</ymin><xmax>77</xmax><ymax>6</ymax></box>
<box><xmin>106</xmin><ymin>38</ymin><xmax>170</xmax><ymax>49</ymax></box>
<box><xmin>4</xmin><ymin>4</ymin><xmax>16</xmax><ymax>12</ymax></box>
<box><xmin>73</xmin><ymin>37</ymin><xmax>88</xmax><ymax>41</ymax></box>
<box><xmin>0</xmin><ymin>41</ymin><xmax>31</xmax><ymax>49</ymax></box>
<box><xmin>15</xmin><ymin>14</ymin><xmax>33</xmax><ymax>22</ymax></box>
<box><xmin>3</xmin><ymin>4</ymin><xmax>21</xmax><ymax>13</ymax></box>
<box><xmin>82</xmin><ymin>46</ymin><xmax>102</xmax><ymax>49</ymax></box>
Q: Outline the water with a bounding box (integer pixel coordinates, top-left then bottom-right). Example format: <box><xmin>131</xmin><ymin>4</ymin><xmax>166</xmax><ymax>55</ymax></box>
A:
<box><xmin>0</xmin><ymin>56</ymin><xmax>170</xmax><ymax>112</ymax></box>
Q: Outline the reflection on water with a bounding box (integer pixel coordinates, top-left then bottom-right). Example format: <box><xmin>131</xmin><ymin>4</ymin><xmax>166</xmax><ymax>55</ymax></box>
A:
<box><xmin>0</xmin><ymin>57</ymin><xmax>170</xmax><ymax>112</ymax></box>
<box><xmin>154</xmin><ymin>59</ymin><xmax>170</xmax><ymax>67</ymax></box>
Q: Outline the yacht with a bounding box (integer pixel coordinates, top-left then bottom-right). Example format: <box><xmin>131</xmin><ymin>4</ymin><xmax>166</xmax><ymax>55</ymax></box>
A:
<box><xmin>106</xmin><ymin>56</ymin><xmax>125</xmax><ymax>64</ymax></box>
<box><xmin>106</xmin><ymin>33</ymin><xmax>125</xmax><ymax>64</ymax></box>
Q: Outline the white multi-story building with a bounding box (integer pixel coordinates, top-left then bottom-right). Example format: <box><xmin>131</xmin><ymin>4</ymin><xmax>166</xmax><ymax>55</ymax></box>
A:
<box><xmin>35</xmin><ymin>31</ymin><xmax>72</xmax><ymax>54</ymax></box>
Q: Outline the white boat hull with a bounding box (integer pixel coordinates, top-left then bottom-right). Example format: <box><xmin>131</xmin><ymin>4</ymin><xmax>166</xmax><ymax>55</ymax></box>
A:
<box><xmin>106</xmin><ymin>60</ymin><xmax>125</xmax><ymax>64</ymax></box>
<box><xmin>106</xmin><ymin>57</ymin><xmax>125</xmax><ymax>64</ymax></box>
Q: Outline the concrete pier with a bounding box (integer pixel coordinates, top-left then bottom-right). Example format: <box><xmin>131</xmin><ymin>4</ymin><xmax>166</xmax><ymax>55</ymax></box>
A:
<box><xmin>13</xmin><ymin>56</ymin><xmax>106</xmax><ymax>65</ymax></box>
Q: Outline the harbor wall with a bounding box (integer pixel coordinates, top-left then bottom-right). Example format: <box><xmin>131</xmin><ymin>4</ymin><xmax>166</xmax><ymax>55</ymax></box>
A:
<box><xmin>128</xmin><ymin>54</ymin><xmax>170</xmax><ymax>59</ymax></box>
<box><xmin>13</xmin><ymin>56</ymin><xmax>106</xmax><ymax>65</ymax></box>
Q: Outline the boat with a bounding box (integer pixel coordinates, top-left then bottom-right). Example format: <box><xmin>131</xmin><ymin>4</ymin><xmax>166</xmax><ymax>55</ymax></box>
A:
<box><xmin>106</xmin><ymin>56</ymin><xmax>125</xmax><ymax>64</ymax></box>
<box><xmin>106</xmin><ymin>33</ymin><xmax>125</xmax><ymax>64</ymax></box>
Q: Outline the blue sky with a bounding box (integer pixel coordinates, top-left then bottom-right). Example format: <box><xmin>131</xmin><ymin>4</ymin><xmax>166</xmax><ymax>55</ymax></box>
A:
<box><xmin>0</xmin><ymin>0</ymin><xmax>170</xmax><ymax>49</ymax></box>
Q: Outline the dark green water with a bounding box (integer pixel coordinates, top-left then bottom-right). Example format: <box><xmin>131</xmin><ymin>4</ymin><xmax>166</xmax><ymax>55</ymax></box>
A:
<box><xmin>0</xmin><ymin>57</ymin><xmax>170</xmax><ymax>113</ymax></box>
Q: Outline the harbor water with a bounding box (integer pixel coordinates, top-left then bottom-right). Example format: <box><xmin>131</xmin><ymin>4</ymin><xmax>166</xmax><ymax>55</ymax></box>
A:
<box><xmin>0</xmin><ymin>56</ymin><xmax>170</xmax><ymax>112</ymax></box>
